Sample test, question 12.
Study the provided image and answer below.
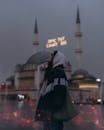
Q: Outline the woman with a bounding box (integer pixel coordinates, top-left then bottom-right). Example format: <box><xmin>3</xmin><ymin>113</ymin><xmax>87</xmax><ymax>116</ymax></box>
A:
<box><xmin>35</xmin><ymin>50</ymin><xmax>77</xmax><ymax>130</ymax></box>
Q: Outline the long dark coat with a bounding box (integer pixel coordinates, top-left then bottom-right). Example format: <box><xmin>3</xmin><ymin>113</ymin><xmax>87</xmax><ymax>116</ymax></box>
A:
<box><xmin>35</xmin><ymin>65</ymin><xmax>67</xmax><ymax>121</ymax></box>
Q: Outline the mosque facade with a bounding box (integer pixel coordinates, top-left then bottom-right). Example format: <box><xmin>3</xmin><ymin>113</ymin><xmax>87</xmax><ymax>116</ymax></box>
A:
<box><xmin>5</xmin><ymin>7</ymin><xmax>101</xmax><ymax>102</ymax></box>
<box><xmin>69</xmin><ymin>6</ymin><xmax>101</xmax><ymax>104</ymax></box>
<box><xmin>6</xmin><ymin>19</ymin><xmax>71</xmax><ymax>99</ymax></box>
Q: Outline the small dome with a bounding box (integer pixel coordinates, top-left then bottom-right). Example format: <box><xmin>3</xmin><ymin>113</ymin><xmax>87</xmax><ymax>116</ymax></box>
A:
<box><xmin>72</xmin><ymin>69</ymin><xmax>89</xmax><ymax>78</ymax></box>
<box><xmin>26</xmin><ymin>51</ymin><xmax>50</xmax><ymax>65</ymax></box>
<box><xmin>71</xmin><ymin>69</ymin><xmax>96</xmax><ymax>81</ymax></box>
<box><xmin>6</xmin><ymin>75</ymin><xmax>14</xmax><ymax>81</ymax></box>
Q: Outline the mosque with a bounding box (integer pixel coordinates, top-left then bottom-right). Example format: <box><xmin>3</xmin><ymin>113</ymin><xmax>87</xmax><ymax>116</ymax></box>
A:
<box><xmin>69</xmin><ymin>7</ymin><xmax>101</xmax><ymax>103</ymax></box>
<box><xmin>6</xmin><ymin>19</ymin><xmax>71</xmax><ymax>99</ymax></box>
<box><xmin>5</xmin><ymin>7</ymin><xmax>101</xmax><ymax>103</ymax></box>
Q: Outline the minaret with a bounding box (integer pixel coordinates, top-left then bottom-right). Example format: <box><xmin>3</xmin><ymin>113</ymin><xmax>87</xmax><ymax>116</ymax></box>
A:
<box><xmin>74</xmin><ymin>6</ymin><xmax>83</xmax><ymax>69</ymax></box>
<box><xmin>33</xmin><ymin>18</ymin><xmax>39</xmax><ymax>54</ymax></box>
<box><xmin>32</xmin><ymin>18</ymin><xmax>40</xmax><ymax>100</ymax></box>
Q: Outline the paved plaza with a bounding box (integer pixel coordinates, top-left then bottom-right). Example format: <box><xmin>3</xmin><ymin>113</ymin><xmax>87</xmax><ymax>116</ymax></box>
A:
<box><xmin>0</xmin><ymin>100</ymin><xmax>104</xmax><ymax>130</ymax></box>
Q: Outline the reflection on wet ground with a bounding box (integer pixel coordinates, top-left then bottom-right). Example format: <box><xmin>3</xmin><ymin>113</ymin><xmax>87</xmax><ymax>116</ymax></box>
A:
<box><xmin>0</xmin><ymin>100</ymin><xmax>35</xmax><ymax>130</ymax></box>
<box><xmin>0</xmin><ymin>100</ymin><xmax>104</xmax><ymax>130</ymax></box>
<box><xmin>66</xmin><ymin>104</ymin><xmax>104</xmax><ymax>130</ymax></box>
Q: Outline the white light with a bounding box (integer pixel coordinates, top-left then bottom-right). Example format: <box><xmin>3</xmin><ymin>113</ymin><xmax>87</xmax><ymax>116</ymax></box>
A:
<box><xmin>60</xmin><ymin>40</ymin><xmax>67</xmax><ymax>46</ymax></box>
<box><xmin>57</xmin><ymin>36</ymin><xmax>67</xmax><ymax>46</ymax></box>
<box><xmin>96</xmin><ymin>78</ymin><xmax>101</xmax><ymax>82</ymax></box>
<box><xmin>17</xmin><ymin>94</ymin><xmax>25</xmax><ymax>100</ymax></box>
<box><xmin>46</xmin><ymin>38</ymin><xmax>58</xmax><ymax>48</ymax></box>
<box><xmin>97</xmin><ymin>99</ymin><xmax>102</xmax><ymax>103</ymax></box>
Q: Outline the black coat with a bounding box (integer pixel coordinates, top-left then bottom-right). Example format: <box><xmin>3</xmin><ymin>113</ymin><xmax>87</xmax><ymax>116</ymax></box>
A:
<box><xmin>35</xmin><ymin>65</ymin><xmax>67</xmax><ymax>121</ymax></box>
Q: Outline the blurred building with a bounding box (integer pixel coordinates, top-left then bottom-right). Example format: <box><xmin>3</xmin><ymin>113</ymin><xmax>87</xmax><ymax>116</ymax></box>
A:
<box><xmin>5</xmin><ymin>19</ymin><xmax>71</xmax><ymax>99</ymax></box>
<box><xmin>70</xmin><ymin>6</ymin><xmax>101</xmax><ymax>104</ymax></box>
<box><xmin>4</xmin><ymin>7</ymin><xmax>101</xmax><ymax>101</ymax></box>
<box><xmin>70</xmin><ymin>69</ymin><xmax>101</xmax><ymax>103</ymax></box>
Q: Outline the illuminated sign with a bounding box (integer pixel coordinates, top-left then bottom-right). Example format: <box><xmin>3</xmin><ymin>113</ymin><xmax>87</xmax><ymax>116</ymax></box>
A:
<box><xmin>46</xmin><ymin>36</ymin><xmax>67</xmax><ymax>48</ymax></box>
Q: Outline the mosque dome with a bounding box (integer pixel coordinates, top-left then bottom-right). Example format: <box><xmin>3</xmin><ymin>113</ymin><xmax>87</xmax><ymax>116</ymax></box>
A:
<box><xmin>26</xmin><ymin>51</ymin><xmax>50</xmax><ymax>65</ymax></box>
<box><xmin>15</xmin><ymin>51</ymin><xmax>50</xmax><ymax>72</ymax></box>
<box><xmin>71</xmin><ymin>69</ymin><xmax>96</xmax><ymax>81</ymax></box>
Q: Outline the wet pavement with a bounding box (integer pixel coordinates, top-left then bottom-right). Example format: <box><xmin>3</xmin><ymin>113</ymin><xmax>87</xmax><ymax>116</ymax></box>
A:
<box><xmin>0</xmin><ymin>100</ymin><xmax>104</xmax><ymax>130</ymax></box>
<box><xmin>64</xmin><ymin>104</ymin><xmax>104</xmax><ymax>130</ymax></box>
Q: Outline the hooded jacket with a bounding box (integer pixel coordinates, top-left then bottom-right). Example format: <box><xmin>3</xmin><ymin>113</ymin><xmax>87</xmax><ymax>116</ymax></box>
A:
<box><xmin>35</xmin><ymin>51</ymin><xmax>68</xmax><ymax>121</ymax></box>
<box><xmin>43</xmin><ymin>51</ymin><xmax>68</xmax><ymax>110</ymax></box>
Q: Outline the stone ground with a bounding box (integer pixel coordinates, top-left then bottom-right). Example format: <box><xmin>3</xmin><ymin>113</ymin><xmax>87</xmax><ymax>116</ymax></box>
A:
<box><xmin>0</xmin><ymin>100</ymin><xmax>104</xmax><ymax>130</ymax></box>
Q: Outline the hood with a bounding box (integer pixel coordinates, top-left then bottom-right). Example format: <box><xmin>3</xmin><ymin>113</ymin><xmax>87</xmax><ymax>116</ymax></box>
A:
<box><xmin>53</xmin><ymin>51</ymin><xmax>66</xmax><ymax>68</ymax></box>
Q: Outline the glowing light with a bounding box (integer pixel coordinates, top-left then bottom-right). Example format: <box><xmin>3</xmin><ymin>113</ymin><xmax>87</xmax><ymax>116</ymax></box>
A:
<box><xmin>96</xmin><ymin>78</ymin><xmax>101</xmax><ymax>82</ymax></box>
<box><xmin>13</xmin><ymin>111</ymin><xmax>18</xmax><ymax>117</ymax></box>
<box><xmin>46</xmin><ymin>36</ymin><xmax>67</xmax><ymax>48</ymax></box>
<box><xmin>46</xmin><ymin>39</ymin><xmax>58</xmax><ymax>48</ymax></box>
<box><xmin>79</xmin><ymin>84</ymin><xmax>98</xmax><ymax>88</ymax></box>
<box><xmin>57</xmin><ymin>36</ymin><xmax>67</xmax><ymax>46</ymax></box>
<box><xmin>97</xmin><ymin>98</ymin><xmax>102</xmax><ymax>103</ymax></box>
<box><xmin>95</xmin><ymin>119</ymin><xmax>100</xmax><ymax>125</ymax></box>
<box><xmin>17</xmin><ymin>94</ymin><xmax>25</xmax><ymax>100</ymax></box>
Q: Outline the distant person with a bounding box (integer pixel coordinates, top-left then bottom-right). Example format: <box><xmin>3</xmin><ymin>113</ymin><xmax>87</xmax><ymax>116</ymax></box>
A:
<box><xmin>35</xmin><ymin>50</ymin><xmax>77</xmax><ymax>130</ymax></box>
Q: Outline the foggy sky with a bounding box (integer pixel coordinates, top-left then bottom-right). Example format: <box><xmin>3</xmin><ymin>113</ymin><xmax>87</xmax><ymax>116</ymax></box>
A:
<box><xmin>0</xmin><ymin>0</ymin><xmax>104</xmax><ymax>81</ymax></box>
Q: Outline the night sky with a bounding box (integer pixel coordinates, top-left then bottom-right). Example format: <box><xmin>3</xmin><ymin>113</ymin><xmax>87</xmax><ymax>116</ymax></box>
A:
<box><xmin>0</xmin><ymin>0</ymin><xmax>104</xmax><ymax>81</ymax></box>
